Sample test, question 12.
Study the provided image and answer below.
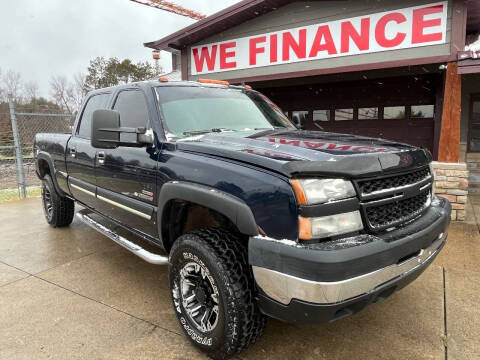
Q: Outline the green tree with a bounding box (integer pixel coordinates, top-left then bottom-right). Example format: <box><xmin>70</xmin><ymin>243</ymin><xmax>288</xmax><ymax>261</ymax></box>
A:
<box><xmin>85</xmin><ymin>57</ymin><xmax>156</xmax><ymax>90</ymax></box>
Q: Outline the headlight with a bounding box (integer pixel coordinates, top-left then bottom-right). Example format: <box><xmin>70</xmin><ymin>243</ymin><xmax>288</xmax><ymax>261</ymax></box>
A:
<box><xmin>291</xmin><ymin>178</ymin><xmax>356</xmax><ymax>205</ymax></box>
<box><xmin>299</xmin><ymin>211</ymin><xmax>363</xmax><ymax>239</ymax></box>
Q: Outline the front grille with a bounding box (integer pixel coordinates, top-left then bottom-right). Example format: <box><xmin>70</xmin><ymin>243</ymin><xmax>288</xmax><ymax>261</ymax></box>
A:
<box><xmin>358</xmin><ymin>167</ymin><xmax>431</xmax><ymax>195</ymax></box>
<box><xmin>365</xmin><ymin>190</ymin><xmax>430</xmax><ymax>230</ymax></box>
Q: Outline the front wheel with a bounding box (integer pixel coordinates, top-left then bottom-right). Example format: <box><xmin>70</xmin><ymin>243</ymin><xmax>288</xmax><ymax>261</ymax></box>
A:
<box><xmin>169</xmin><ymin>228</ymin><xmax>266</xmax><ymax>359</ymax></box>
<box><xmin>41</xmin><ymin>174</ymin><xmax>74</xmax><ymax>227</ymax></box>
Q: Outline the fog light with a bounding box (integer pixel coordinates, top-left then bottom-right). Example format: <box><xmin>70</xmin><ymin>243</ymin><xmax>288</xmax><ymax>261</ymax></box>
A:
<box><xmin>299</xmin><ymin>211</ymin><xmax>363</xmax><ymax>240</ymax></box>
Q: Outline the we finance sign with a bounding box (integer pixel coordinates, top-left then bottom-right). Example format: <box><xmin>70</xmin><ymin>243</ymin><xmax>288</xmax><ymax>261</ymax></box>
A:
<box><xmin>191</xmin><ymin>2</ymin><xmax>448</xmax><ymax>75</ymax></box>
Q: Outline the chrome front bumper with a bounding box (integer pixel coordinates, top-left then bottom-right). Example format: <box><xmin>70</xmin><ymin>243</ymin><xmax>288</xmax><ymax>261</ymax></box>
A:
<box><xmin>253</xmin><ymin>232</ymin><xmax>446</xmax><ymax>305</ymax></box>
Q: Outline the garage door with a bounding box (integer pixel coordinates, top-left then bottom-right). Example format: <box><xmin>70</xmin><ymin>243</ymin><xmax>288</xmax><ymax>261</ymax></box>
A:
<box><xmin>263</xmin><ymin>74</ymin><xmax>439</xmax><ymax>153</ymax></box>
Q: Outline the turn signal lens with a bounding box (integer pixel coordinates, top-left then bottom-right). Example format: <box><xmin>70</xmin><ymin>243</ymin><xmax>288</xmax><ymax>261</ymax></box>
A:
<box><xmin>198</xmin><ymin>78</ymin><xmax>230</xmax><ymax>86</ymax></box>
<box><xmin>298</xmin><ymin>216</ymin><xmax>312</xmax><ymax>240</ymax></box>
<box><xmin>290</xmin><ymin>179</ymin><xmax>308</xmax><ymax>205</ymax></box>
<box><xmin>159</xmin><ymin>77</ymin><xmax>169</xmax><ymax>82</ymax></box>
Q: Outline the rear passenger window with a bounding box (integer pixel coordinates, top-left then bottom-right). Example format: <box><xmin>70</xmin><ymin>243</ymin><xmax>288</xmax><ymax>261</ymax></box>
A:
<box><xmin>77</xmin><ymin>93</ymin><xmax>110</xmax><ymax>138</ymax></box>
<box><xmin>113</xmin><ymin>90</ymin><xmax>150</xmax><ymax>129</ymax></box>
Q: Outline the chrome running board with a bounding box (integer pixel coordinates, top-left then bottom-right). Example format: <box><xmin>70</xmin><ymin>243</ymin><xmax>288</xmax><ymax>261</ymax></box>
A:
<box><xmin>76</xmin><ymin>209</ymin><xmax>168</xmax><ymax>265</ymax></box>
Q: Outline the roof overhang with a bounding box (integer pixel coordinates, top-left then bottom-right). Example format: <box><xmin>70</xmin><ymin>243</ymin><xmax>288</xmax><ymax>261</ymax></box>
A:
<box><xmin>457</xmin><ymin>51</ymin><xmax>480</xmax><ymax>74</ymax></box>
<box><xmin>146</xmin><ymin>0</ymin><xmax>480</xmax><ymax>76</ymax></box>
<box><xmin>144</xmin><ymin>0</ymin><xmax>320</xmax><ymax>52</ymax></box>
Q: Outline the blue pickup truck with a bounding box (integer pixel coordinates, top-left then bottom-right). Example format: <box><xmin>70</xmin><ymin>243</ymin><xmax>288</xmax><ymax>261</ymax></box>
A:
<box><xmin>34</xmin><ymin>79</ymin><xmax>451</xmax><ymax>359</ymax></box>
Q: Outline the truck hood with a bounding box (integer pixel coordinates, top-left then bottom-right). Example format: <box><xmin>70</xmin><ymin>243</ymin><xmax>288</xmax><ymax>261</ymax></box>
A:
<box><xmin>175</xmin><ymin>129</ymin><xmax>431</xmax><ymax>178</ymax></box>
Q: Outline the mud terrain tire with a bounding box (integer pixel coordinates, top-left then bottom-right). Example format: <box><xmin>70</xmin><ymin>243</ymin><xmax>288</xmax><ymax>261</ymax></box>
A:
<box><xmin>169</xmin><ymin>227</ymin><xmax>266</xmax><ymax>359</ymax></box>
<box><xmin>41</xmin><ymin>174</ymin><xmax>74</xmax><ymax>227</ymax></box>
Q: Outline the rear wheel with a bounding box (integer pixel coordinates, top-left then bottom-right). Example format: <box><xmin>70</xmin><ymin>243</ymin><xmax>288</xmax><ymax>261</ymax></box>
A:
<box><xmin>41</xmin><ymin>174</ymin><xmax>74</xmax><ymax>227</ymax></box>
<box><xmin>169</xmin><ymin>228</ymin><xmax>266</xmax><ymax>359</ymax></box>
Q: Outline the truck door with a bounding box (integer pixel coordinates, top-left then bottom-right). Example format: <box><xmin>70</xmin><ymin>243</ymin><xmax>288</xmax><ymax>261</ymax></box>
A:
<box><xmin>94</xmin><ymin>89</ymin><xmax>158</xmax><ymax>238</ymax></box>
<box><xmin>66</xmin><ymin>92</ymin><xmax>110</xmax><ymax>208</ymax></box>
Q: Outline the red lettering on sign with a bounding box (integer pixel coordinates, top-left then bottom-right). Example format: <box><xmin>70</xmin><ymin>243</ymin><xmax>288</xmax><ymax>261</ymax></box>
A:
<box><xmin>341</xmin><ymin>18</ymin><xmax>370</xmax><ymax>53</ymax></box>
<box><xmin>309</xmin><ymin>25</ymin><xmax>337</xmax><ymax>57</ymax></box>
<box><xmin>412</xmin><ymin>5</ymin><xmax>443</xmax><ymax>44</ymax></box>
<box><xmin>375</xmin><ymin>12</ymin><xmax>407</xmax><ymax>48</ymax></box>
<box><xmin>249</xmin><ymin>36</ymin><xmax>266</xmax><ymax>65</ymax></box>
<box><xmin>282</xmin><ymin>29</ymin><xmax>307</xmax><ymax>61</ymax></box>
<box><xmin>192</xmin><ymin>45</ymin><xmax>218</xmax><ymax>73</ymax></box>
<box><xmin>219</xmin><ymin>42</ymin><xmax>236</xmax><ymax>69</ymax></box>
<box><xmin>270</xmin><ymin>34</ymin><xmax>278</xmax><ymax>63</ymax></box>
<box><xmin>249</xmin><ymin>37</ymin><xmax>265</xmax><ymax>66</ymax></box>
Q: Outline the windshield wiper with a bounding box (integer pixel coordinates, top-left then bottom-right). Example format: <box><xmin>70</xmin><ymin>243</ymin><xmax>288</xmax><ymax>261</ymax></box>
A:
<box><xmin>183</xmin><ymin>128</ymin><xmax>235</xmax><ymax>136</ymax></box>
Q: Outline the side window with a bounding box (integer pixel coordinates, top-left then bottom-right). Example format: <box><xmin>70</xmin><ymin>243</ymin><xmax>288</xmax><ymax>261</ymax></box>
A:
<box><xmin>77</xmin><ymin>93</ymin><xmax>110</xmax><ymax>138</ymax></box>
<box><xmin>113</xmin><ymin>90</ymin><xmax>150</xmax><ymax>128</ymax></box>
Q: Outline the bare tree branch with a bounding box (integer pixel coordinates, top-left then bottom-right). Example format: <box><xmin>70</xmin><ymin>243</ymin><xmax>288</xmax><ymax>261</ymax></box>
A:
<box><xmin>24</xmin><ymin>80</ymin><xmax>39</xmax><ymax>102</ymax></box>
<box><xmin>72</xmin><ymin>72</ymin><xmax>87</xmax><ymax>112</ymax></box>
<box><xmin>50</xmin><ymin>75</ymin><xmax>74</xmax><ymax>113</ymax></box>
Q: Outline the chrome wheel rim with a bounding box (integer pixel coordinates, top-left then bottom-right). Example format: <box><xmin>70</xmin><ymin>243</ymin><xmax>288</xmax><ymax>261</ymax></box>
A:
<box><xmin>174</xmin><ymin>261</ymin><xmax>220</xmax><ymax>333</ymax></box>
<box><xmin>42</xmin><ymin>183</ymin><xmax>53</xmax><ymax>219</ymax></box>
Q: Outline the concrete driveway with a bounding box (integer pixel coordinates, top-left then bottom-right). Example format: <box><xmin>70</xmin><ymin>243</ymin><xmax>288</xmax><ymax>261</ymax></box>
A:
<box><xmin>0</xmin><ymin>197</ymin><xmax>479</xmax><ymax>360</ymax></box>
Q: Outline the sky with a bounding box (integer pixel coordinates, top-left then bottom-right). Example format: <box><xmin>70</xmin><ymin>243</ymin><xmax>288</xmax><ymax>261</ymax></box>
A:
<box><xmin>0</xmin><ymin>0</ymin><xmax>239</xmax><ymax>98</ymax></box>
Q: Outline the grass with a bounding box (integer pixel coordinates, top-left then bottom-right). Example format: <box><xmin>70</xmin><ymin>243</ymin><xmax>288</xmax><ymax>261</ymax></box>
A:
<box><xmin>0</xmin><ymin>153</ymin><xmax>34</xmax><ymax>161</ymax></box>
<box><xmin>0</xmin><ymin>186</ymin><xmax>42</xmax><ymax>204</ymax></box>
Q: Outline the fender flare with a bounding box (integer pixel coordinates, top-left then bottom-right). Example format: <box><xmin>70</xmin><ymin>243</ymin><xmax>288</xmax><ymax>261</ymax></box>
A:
<box><xmin>157</xmin><ymin>181</ymin><xmax>259</xmax><ymax>239</ymax></box>
<box><xmin>36</xmin><ymin>152</ymin><xmax>67</xmax><ymax>196</ymax></box>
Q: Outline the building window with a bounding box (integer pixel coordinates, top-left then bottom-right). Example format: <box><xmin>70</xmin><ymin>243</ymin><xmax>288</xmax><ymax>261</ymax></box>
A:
<box><xmin>313</xmin><ymin>110</ymin><xmax>330</xmax><ymax>121</ymax></box>
<box><xmin>291</xmin><ymin>110</ymin><xmax>309</xmax><ymax>129</ymax></box>
<box><xmin>335</xmin><ymin>109</ymin><xmax>353</xmax><ymax>121</ymax></box>
<box><xmin>384</xmin><ymin>106</ymin><xmax>406</xmax><ymax>119</ymax></box>
<box><xmin>358</xmin><ymin>107</ymin><xmax>379</xmax><ymax>120</ymax></box>
<box><xmin>411</xmin><ymin>105</ymin><xmax>434</xmax><ymax>118</ymax></box>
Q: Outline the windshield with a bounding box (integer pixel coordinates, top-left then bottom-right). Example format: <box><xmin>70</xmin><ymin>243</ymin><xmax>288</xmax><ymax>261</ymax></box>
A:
<box><xmin>155</xmin><ymin>86</ymin><xmax>295</xmax><ymax>139</ymax></box>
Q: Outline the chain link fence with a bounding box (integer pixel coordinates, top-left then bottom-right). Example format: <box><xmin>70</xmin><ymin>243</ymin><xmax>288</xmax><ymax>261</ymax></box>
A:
<box><xmin>0</xmin><ymin>95</ymin><xmax>74</xmax><ymax>203</ymax></box>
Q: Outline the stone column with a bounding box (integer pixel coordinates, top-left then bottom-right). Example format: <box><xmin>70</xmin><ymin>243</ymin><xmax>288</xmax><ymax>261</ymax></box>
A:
<box><xmin>432</xmin><ymin>162</ymin><xmax>468</xmax><ymax>221</ymax></box>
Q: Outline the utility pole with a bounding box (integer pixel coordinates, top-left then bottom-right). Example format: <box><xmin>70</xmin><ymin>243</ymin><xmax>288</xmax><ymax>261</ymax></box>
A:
<box><xmin>153</xmin><ymin>50</ymin><xmax>161</xmax><ymax>75</ymax></box>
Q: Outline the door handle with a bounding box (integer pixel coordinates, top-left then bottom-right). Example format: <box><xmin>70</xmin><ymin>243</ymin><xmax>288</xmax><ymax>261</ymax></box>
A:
<box><xmin>97</xmin><ymin>151</ymin><xmax>105</xmax><ymax>165</ymax></box>
<box><xmin>70</xmin><ymin>147</ymin><xmax>76</xmax><ymax>158</ymax></box>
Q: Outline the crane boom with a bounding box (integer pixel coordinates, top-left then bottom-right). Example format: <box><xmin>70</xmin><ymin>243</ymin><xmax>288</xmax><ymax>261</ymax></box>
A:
<box><xmin>130</xmin><ymin>0</ymin><xmax>206</xmax><ymax>20</ymax></box>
